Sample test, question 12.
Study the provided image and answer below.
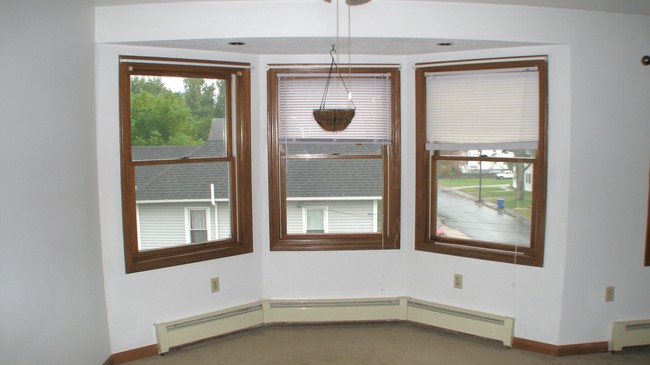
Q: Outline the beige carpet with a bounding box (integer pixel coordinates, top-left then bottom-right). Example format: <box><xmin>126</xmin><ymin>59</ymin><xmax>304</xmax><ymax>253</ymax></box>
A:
<box><xmin>126</xmin><ymin>322</ymin><xmax>650</xmax><ymax>365</ymax></box>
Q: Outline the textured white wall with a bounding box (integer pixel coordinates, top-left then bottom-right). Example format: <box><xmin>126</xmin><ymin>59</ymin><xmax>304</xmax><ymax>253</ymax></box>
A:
<box><xmin>95</xmin><ymin>0</ymin><xmax>650</xmax><ymax>352</ymax></box>
<box><xmin>0</xmin><ymin>1</ymin><xmax>111</xmax><ymax>364</ymax></box>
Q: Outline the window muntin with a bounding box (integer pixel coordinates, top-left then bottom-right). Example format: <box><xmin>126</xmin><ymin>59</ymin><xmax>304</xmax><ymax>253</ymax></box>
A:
<box><xmin>268</xmin><ymin>67</ymin><xmax>400</xmax><ymax>251</ymax></box>
<box><xmin>120</xmin><ymin>57</ymin><xmax>253</xmax><ymax>273</ymax></box>
<box><xmin>415</xmin><ymin>58</ymin><xmax>548</xmax><ymax>266</ymax></box>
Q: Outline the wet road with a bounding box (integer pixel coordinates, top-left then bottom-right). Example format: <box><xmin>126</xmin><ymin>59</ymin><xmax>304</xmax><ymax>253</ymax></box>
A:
<box><xmin>437</xmin><ymin>189</ymin><xmax>530</xmax><ymax>246</ymax></box>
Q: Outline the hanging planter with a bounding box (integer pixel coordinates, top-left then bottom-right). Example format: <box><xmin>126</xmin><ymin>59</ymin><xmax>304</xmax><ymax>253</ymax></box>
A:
<box><xmin>313</xmin><ymin>45</ymin><xmax>356</xmax><ymax>132</ymax></box>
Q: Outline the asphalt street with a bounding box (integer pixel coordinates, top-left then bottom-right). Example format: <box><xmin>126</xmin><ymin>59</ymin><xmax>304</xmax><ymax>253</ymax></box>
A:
<box><xmin>437</xmin><ymin>189</ymin><xmax>531</xmax><ymax>246</ymax></box>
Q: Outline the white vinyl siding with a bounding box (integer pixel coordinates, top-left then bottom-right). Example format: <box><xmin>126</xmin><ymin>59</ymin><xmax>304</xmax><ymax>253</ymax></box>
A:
<box><xmin>327</xmin><ymin>201</ymin><xmax>375</xmax><ymax>233</ymax></box>
<box><xmin>138</xmin><ymin>204</ymin><xmax>186</xmax><ymax>249</ymax></box>
<box><xmin>286</xmin><ymin>200</ymin><xmax>378</xmax><ymax>234</ymax></box>
<box><xmin>217</xmin><ymin>202</ymin><xmax>232</xmax><ymax>239</ymax></box>
<box><xmin>137</xmin><ymin>202</ymin><xmax>230</xmax><ymax>250</ymax></box>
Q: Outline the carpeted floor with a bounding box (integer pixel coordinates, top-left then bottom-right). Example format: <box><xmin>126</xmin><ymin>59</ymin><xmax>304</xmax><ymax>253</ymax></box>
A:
<box><xmin>125</xmin><ymin>322</ymin><xmax>650</xmax><ymax>364</ymax></box>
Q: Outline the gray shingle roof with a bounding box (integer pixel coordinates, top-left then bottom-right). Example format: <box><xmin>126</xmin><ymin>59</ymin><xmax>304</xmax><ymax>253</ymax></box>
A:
<box><xmin>134</xmin><ymin>143</ymin><xmax>382</xmax><ymax>201</ymax></box>
<box><xmin>286</xmin><ymin>158</ymin><xmax>382</xmax><ymax>198</ymax></box>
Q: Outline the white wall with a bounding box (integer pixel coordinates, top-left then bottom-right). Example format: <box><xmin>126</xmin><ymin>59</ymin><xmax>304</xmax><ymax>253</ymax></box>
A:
<box><xmin>0</xmin><ymin>1</ymin><xmax>111</xmax><ymax>364</ymax></box>
<box><xmin>558</xmin><ymin>15</ymin><xmax>650</xmax><ymax>344</ymax></box>
<box><xmin>95</xmin><ymin>0</ymin><xmax>650</xmax><ymax>352</ymax></box>
<box><xmin>96</xmin><ymin>45</ymin><xmax>263</xmax><ymax>352</ymax></box>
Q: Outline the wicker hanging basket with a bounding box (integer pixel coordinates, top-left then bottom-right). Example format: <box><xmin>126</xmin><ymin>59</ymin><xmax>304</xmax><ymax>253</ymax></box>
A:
<box><xmin>313</xmin><ymin>108</ymin><xmax>355</xmax><ymax>132</ymax></box>
<box><xmin>313</xmin><ymin>45</ymin><xmax>355</xmax><ymax>132</ymax></box>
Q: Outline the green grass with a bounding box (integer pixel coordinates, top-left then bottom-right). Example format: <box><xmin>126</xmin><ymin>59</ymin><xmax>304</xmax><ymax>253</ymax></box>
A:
<box><xmin>438</xmin><ymin>177</ymin><xmax>507</xmax><ymax>187</ymax></box>
<box><xmin>466</xmin><ymin>188</ymin><xmax>533</xmax><ymax>220</ymax></box>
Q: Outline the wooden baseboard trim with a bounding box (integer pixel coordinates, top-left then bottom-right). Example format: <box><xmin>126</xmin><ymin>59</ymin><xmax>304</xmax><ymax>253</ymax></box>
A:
<box><xmin>513</xmin><ymin>337</ymin><xmax>608</xmax><ymax>356</ymax></box>
<box><xmin>103</xmin><ymin>344</ymin><xmax>159</xmax><ymax>365</ymax></box>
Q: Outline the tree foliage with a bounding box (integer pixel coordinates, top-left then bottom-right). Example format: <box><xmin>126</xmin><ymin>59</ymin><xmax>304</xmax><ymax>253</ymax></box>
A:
<box><xmin>130</xmin><ymin>76</ymin><xmax>225</xmax><ymax>146</ymax></box>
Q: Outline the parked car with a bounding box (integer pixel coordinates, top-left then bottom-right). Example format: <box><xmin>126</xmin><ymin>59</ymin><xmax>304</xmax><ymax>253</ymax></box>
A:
<box><xmin>496</xmin><ymin>170</ymin><xmax>513</xmax><ymax>179</ymax></box>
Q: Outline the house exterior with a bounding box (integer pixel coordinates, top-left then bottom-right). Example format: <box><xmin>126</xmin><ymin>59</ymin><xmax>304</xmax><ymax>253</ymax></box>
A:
<box><xmin>135</xmin><ymin>130</ymin><xmax>382</xmax><ymax>249</ymax></box>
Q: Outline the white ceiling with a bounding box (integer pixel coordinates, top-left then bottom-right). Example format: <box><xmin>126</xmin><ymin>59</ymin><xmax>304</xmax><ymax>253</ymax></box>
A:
<box><xmin>91</xmin><ymin>0</ymin><xmax>650</xmax><ymax>16</ymax></box>
<box><xmin>123</xmin><ymin>37</ymin><xmax>538</xmax><ymax>56</ymax></box>
<box><xmin>96</xmin><ymin>0</ymin><xmax>650</xmax><ymax>55</ymax></box>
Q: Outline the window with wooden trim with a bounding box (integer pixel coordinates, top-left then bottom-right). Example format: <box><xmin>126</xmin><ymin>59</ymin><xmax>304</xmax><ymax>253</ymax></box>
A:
<box><xmin>120</xmin><ymin>56</ymin><xmax>253</xmax><ymax>273</ymax></box>
<box><xmin>267</xmin><ymin>66</ymin><xmax>400</xmax><ymax>250</ymax></box>
<box><xmin>415</xmin><ymin>58</ymin><xmax>548</xmax><ymax>266</ymax></box>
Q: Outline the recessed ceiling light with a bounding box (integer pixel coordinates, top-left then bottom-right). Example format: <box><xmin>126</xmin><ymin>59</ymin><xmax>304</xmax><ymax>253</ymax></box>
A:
<box><xmin>228</xmin><ymin>41</ymin><xmax>245</xmax><ymax>46</ymax></box>
<box><xmin>437</xmin><ymin>42</ymin><xmax>453</xmax><ymax>46</ymax></box>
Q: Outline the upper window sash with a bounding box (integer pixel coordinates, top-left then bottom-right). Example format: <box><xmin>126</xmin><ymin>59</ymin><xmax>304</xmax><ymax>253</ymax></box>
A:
<box><xmin>277</xmin><ymin>73</ymin><xmax>392</xmax><ymax>144</ymax></box>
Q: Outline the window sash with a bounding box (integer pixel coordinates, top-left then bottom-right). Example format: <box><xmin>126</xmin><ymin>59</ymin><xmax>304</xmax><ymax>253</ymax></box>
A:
<box><xmin>120</xmin><ymin>57</ymin><xmax>253</xmax><ymax>273</ymax></box>
<box><xmin>268</xmin><ymin>66</ymin><xmax>401</xmax><ymax>251</ymax></box>
<box><xmin>277</xmin><ymin>73</ymin><xmax>392</xmax><ymax>144</ymax></box>
<box><xmin>425</xmin><ymin>67</ymin><xmax>539</xmax><ymax>150</ymax></box>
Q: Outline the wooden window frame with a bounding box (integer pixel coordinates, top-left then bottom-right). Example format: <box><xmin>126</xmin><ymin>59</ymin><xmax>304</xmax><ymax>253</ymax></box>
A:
<box><xmin>119</xmin><ymin>56</ymin><xmax>253</xmax><ymax>273</ymax></box>
<box><xmin>414</xmin><ymin>58</ymin><xmax>548</xmax><ymax>266</ymax></box>
<box><xmin>267</xmin><ymin>66</ymin><xmax>401</xmax><ymax>251</ymax></box>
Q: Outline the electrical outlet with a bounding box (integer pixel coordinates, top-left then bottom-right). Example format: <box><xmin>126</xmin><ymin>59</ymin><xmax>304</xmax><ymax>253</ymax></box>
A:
<box><xmin>453</xmin><ymin>274</ymin><xmax>463</xmax><ymax>289</ymax></box>
<box><xmin>211</xmin><ymin>277</ymin><xmax>220</xmax><ymax>293</ymax></box>
<box><xmin>605</xmin><ymin>286</ymin><xmax>614</xmax><ymax>302</ymax></box>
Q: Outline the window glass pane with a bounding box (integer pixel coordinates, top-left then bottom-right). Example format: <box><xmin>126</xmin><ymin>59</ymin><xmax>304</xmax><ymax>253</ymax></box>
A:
<box><xmin>135</xmin><ymin>161</ymin><xmax>231</xmax><ymax>251</ymax></box>
<box><xmin>436</xmin><ymin>160</ymin><xmax>532</xmax><ymax>247</ymax></box>
<box><xmin>190</xmin><ymin>230</ymin><xmax>208</xmax><ymax>243</ymax></box>
<box><xmin>130</xmin><ymin>76</ymin><xmax>227</xmax><ymax>159</ymax></box>
<box><xmin>306</xmin><ymin>209</ymin><xmax>325</xmax><ymax>233</ymax></box>
<box><xmin>190</xmin><ymin>210</ymin><xmax>207</xmax><ymax>229</ymax></box>
<box><xmin>286</xmin><ymin>158</ymin><xmax>382</xmax><ymax>234</ymax></box>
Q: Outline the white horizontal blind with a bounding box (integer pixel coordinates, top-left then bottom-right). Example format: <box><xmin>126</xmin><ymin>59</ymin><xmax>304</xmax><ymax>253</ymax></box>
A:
<box><xmin>278</xmin><ymin>73</ymin><xmax>392</xmax><ymax>144</ymax></box>
<box><xmin>426</xmin><ymin>67</ymin><xmax>539</xmax><ymax>150</ymax></box>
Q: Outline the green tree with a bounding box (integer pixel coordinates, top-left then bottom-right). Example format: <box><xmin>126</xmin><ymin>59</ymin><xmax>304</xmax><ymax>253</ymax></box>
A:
<box><xmin>183</xmin><ymin>78</ymin><xmax>226</xmax><ymax>141</ymax></box>
<box><xmin>130</xmin><ymin>77</ymin><xmax>200</xmax><ymax>146</ymax></box>
<box><xmin>131</xmin><ymin>76</ymin><xmax>167</xmax><ymax>95</ymax></box>
<box><xmin>214</xmin><ymin>80</ymin><xmax>226</xmax><ymax>119</ymax></box>
<box><xmin>130</xmin><ymin>76</ymin><xmax>227</xmax><ymax>146</ymax></box>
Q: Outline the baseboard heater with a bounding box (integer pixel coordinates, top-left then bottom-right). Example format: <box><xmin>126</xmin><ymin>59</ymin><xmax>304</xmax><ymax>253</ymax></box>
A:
<box><xmin>611</xmin><ymin>319</ymin><xmax>650</xmax><ymax>351</ymax></box>
<box><xmin>155</xmin><ymin>302</ymin><xmax>264</xmax><ymax>353</ymax></box>
<box><xmin>267</xmin><ymin>298</ymin><xmax>402</xmax><ymax>323</ymax></box>
<box><xmin>155</xmin><ymin>297</ymin><xmax>514</xmax><ymax>353</ymax></box>
<box><xmin>405</xmin><ymin>298</ymin><xmax>514</xmax><ymax>347</ymax></box>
